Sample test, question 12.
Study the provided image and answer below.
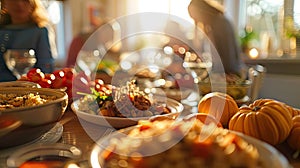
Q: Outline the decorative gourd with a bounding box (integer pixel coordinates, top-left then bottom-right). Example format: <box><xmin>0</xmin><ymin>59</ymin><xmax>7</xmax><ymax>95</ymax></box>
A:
<box><xmin>228</xmin><ymin>99</ymin><xmax>293</xmax><ymax>145</ymax></box>
<box><xmin>197</xmin><ymin>92</ymin><xmax>239</xmax><ymax>128</ymax></box>
<box><xmin>287</xmin><ymin>115</ymin><xmax>300</xmax><ymax>150</ymax></box>
<box><xmin>286</xmin><ymin>106</ymin><xmax>300</xmax><ymax>117</ymax></box>
<box><xmin>261</xmin><ymin>99</ymin><xmax>300</xmax><ymax>117</ymax></box>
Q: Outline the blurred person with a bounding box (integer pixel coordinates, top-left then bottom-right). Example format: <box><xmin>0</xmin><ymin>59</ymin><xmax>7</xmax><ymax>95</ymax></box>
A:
<box><xmin>65</xmin><ymin>30</ymin><xmax>93</xmax><ymax>68</ymax></box>
<box><xmin>0</xmin><ymin>0</ymin><xmax>57</xmax><ymax>82</ymax></box>
<box><xmin>65</xmin><ymin>19</ymin><xmax>120</xmax><ymax>68</ymax></box>
<box><xmin>188</xmin><ymin>0</ymin><xmax>246</xmax><ymax>78</ymax></box>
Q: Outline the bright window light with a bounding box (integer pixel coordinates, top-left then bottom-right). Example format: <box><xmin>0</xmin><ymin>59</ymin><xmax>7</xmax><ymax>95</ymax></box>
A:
<box><xmin>138</xmin><ymin>0</ymin><xmax>169</xmax><ymax>13</ymax></box>
<box><xmin>47</xmin><ymin>2</ymin><xmax>61</xmax><ymax>24</ymax></box>
<box><xmin>294</xmin><ymin>0</ymin><xmax>300</xmax><ymax>27</ymax></box>
<box><xmin>136</xmin><ymin>0</ymin><xmax>193</xmax><ymax>24</ymax></box>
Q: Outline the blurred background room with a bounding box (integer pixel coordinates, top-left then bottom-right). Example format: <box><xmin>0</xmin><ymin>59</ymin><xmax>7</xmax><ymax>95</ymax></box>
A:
<box><xmin>1</xmin><ymin>0</ymin><xmax>300</xmax><ymax>107</ymax></box>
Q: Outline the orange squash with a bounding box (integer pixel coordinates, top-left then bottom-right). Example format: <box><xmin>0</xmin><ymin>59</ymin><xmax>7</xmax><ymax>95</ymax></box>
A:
<box><xmin>261</xmin><ymin>99</ymin><xmax>300</xmax><ymax>117</ymax></box>
<box><xmin>228</xmin><ymin>99</ymin><xmax>293</xmax><ymax>145</ymax></box>
<box><xmin>287</xmin><ymin>106</ymin><xmax>300</xmax><ymax>117</ymax></box>
<box><xmin>287</xmin><ymin>115</ymin><xmax>300</xmax><ymax>150</ymax></box>
<box><xmin>197</xmin><ymin>92</ymin><xmax>239</xmax><ymax>128</ymax></box>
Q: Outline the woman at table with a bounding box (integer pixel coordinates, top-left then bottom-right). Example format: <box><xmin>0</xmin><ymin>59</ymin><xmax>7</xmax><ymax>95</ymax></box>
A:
<box><xmin>188</xmin><ymin>0</ymin><xmax>247</xmax><ymax>78</ymax></box>
<box><xmin>0</xmin><ymin>0</ymin><xmax>57</xmax><ymax>82</ymax></box>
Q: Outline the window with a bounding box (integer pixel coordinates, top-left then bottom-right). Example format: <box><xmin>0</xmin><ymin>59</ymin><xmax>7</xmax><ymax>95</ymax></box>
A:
<box><xmin>42</xmin><ymin>0</ymin><xmax>65</xmax><ymax>64</ymax></box>
<box><xmin>240</xmin><ymin>0</ymin><xmax>300</xmax><ymax>59</ymax></box>
<box><xmin>240</xmin><ymin>0</ymin><xmax>284</xmax><ymax>58</ymax></box>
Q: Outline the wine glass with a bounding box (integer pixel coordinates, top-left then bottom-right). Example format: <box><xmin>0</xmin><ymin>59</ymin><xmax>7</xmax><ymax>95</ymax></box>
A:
<box><xmin>3</xmin><ymin>49</ymin><xmax>37</xmax><ymax>79</ymax></box>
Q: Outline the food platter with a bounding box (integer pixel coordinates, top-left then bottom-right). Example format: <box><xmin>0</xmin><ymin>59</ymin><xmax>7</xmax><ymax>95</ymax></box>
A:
<box><xmin>0</xmin><ymin>87</ymin><xmax>68</xmax><ymax>126</ymax></box>
<box><xmin>71</xmin><ymin>98</ymin><xmax>184</xmax><ymax>129</ymax></box>
<box><xmin>233</xmin><ymin>131</ymin><xmax>291</xmax><ymax>168</ymax></box>
<box><xmin>90</xmin><ymin>125</ymin><xmax>290</xmax><ymax>168</ymax></box>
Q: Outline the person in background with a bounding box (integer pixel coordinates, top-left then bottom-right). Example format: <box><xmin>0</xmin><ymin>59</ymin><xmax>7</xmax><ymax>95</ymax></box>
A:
<box><xmin>188</xmin><ymin>0</ymin><xmax>246</xmax><ymax>78</ymax></box>
<box><xmin>0</xmin><ymin>0</ymin><xmax>57</xmax><ymax>82</ymax></box>
<box><xmin>65</xmin><ymin>29</ymin><xmax>96</xmax><ymax>68</ymax></box>
<box><xmin>65</xmin><ymin>19</ymin><xmax>120</xmax><ymax>68</ymax></box>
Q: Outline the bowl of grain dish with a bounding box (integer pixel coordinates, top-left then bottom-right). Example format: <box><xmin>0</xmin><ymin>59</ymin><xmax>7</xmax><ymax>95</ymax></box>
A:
<box><xmin>0</xmin><ymin>81</ymin><xmax>41</xmax><ymax>88</ymax></box>
<box><xmin>198</xmin><ymin>73</ymin><xmax>251</xmax><ymax>100</ymax></box>
<box><xmin>0</xmin><ymin>87</ymin><xmax>68</xmax><ymax>126</ymax></box>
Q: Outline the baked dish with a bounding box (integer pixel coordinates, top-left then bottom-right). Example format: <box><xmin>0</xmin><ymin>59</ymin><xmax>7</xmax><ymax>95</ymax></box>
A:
<box><xmin>97</xmin><ymin>114</ymin><xmax>266</xmax><ymax>168</ymax></box>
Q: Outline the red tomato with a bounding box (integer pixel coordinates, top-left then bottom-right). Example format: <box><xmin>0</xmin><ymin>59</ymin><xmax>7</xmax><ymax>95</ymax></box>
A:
<box><xmin>51</xmin><ymin>77</ymin><xmax>64</xmax><ymax>89</ymax></box>
<box><xmin>38</xmin><ymin>79</ymin><xmax>52</xmax><ymax>88</ymax></box>
<box><xmin>27</xmin><ymin>68</ymin><xmax>45</xmax><ymax>82</ymax></box>
<box><xmin>63</xmin><ymin>68</ymin><xmax>74</xmax><ymax>88</ymax></box>
<box><xmin>94</xmin><ymin>79</ymin><xmax>105</xmax><ymax>92</ymax></box>
<box><xmin>51</xmin><ymin>70</ymin><xmax>65</xmax><ymax>89</ymax></box>
<box><xmin>52</xmin><ymin>69</ymin><xmax>65</xmax><ymax>79</ymax></box>
<box><xmin>44</xmin><ymin>73</ymin><xmax>55</xmax><ymax>81</ymax></box>
<box><xmin>27</xmin><ymin>68</ymin><xmax>41</xmax><ymax>79</ymax></box>
<box><xmin>62</xmin><ymin>68</ymin><xmax>75</xmax><ymax>80</ymax></box>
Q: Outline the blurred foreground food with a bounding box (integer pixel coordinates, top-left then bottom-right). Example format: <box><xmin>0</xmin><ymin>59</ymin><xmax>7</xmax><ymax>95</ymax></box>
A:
<box><xmin>101</xmin><ymin>114</ymin><xmax>264</xmax><ymax>168</ymax></box>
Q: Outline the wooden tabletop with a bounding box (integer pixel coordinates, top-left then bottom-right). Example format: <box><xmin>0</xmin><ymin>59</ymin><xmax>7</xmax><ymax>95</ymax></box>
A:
<box><xmin>58</xmin><ymin>108</ymin><xmax>300</xmax><ymax>168</ymax></box>
<box><xmin>0</xmin><ymin>106</ymin><xmax>298</xmax><ymax>168</ymax></box>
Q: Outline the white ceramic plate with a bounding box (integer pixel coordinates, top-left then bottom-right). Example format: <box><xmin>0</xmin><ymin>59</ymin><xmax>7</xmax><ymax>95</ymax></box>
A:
<box><xmin>90</xmin><ymin>127</ymin><xmax>290</xmax><ymax>168</ymax></box>
<box><xmin>71</xmin><ymin>98</ymin><xmax>184</xmax><ymax>129</ymax></box>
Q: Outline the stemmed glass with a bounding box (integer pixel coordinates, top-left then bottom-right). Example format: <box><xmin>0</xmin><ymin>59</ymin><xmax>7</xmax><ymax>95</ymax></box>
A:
<box><xmin>3</xmin><ymin>49</ymin><xmax>37</xmax><ymax>79</ymax></box>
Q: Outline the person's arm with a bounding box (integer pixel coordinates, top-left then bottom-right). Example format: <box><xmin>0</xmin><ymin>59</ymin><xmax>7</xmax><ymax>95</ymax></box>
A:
<box><xmin>35</xmin><ymin>27</ymin><xmax>55</xmax><ymax>73</ymax></box>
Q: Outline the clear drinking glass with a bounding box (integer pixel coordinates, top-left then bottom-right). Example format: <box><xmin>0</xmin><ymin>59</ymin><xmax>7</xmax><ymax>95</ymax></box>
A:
<box><xmin>3</xmin><ymin>49</ymin><xmax>37</xmax><ymax>79</ymax></box>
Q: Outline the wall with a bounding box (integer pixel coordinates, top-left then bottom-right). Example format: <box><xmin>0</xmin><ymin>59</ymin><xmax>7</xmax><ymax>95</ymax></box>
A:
<box><xmin>245</xmin><ymin>58</ymin><xmax>300</xmax><ymax>108</ymax></box>
<box><xmin>258</xmin><ymin>73</ymin><xmax>300</xmax><ymax>108</ymax></box>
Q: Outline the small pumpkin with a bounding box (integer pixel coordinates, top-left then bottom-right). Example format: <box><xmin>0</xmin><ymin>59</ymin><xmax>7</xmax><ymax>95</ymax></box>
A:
<box><xmin>286</xmin><ymin>106</ymin><xmax>300</xmax><ymax>117</ymax></box>
<box><xmin>259</xmin><ymin>99</ymin><xmax>300</xmax><ymax>117</ymax></box>
<box><xmin>228</xmin><ymin>99</ymin><xmax>293</xmax><ymax>145</ymax></box>
<box><xmin>197</xmin><ymin>92</ymin><xmax>239</xmax><ymax>128</ymax></box>
<box><xmin>287</xmin><ymin>115</ymin><xmax>300</xmax><ymax>150</ymax></box>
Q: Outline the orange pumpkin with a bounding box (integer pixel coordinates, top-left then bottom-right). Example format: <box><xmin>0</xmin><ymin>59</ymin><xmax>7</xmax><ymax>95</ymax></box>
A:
<box><xmin>262</xmin><ymin>99</ymin><xmax>300</xmax><ymax>117</ymax></box>
<box><xmin>287</xmin><ymin>106</ymin><xmax>300</xmax><ymax>117</ymax></box>
<box><xmin>287</xmin><ymin>115</ymin><xmax>300</xmax><ymax>150</ymax></box>
<box><xmin>228</xmin><ymin>99</ymin><xmax>293</xmax><ymax>145</ymax></box>
<box><xmin>197</xmin><ymin>92</ymin><xmax>239</xmax><ymax>128</ymax></box>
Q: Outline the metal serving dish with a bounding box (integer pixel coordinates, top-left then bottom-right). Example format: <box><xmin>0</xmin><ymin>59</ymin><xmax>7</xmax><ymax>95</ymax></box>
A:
<box><xmin>0</xmin><ymin>87</ymin><xmax>68</xmax><ymax>126</ymax></box>
<box><xmin>0</xmin><ymin>81</ymin><xmax>41</xmax><ymax>88</ymax></box>
<box><xmin>198</xmin><ymin>80</ymin><xmax>252</xmax><ymax>100</ymax></box>
<box><xmin>0</xmin><ymin>122</ymin><xmax>57</xmax><ymax>149</ymax></box>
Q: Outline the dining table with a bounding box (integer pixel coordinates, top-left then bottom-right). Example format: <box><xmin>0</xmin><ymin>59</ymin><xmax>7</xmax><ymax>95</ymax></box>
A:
<box><xmin>1</xmin><ymin>102</ymin><xmax>300</xmax><ymax>168</ymax></box>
